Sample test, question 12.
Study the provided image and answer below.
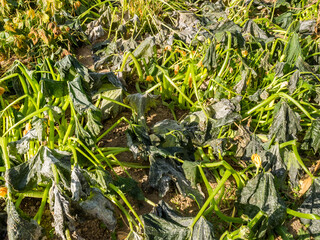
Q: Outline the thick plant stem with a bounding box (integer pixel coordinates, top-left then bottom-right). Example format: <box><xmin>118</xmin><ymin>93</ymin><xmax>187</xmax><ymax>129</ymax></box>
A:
<box><xmin>190</xmin><ymin>170</ymin><xmax>232</xmax><ymax>229</ymax></box>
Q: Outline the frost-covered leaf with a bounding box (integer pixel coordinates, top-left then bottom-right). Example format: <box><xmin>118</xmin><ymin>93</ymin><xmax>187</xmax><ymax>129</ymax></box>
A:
<box><xmin>288</xmin><ymin>70</ymin><xmax>300</xmax><ymax>95</ymax></box>
<box><xmin>86</xmin><ymin>108</ymin><xmax>102</xmax><ymax>138</ymax></box>
<box><xmin>125</xmin><ymin>93</ymin><xmax>158</xmax><ymax>128</ymax></box>
<box><xmin>268</xmin><ymin>101</ymin><xmax>301</xmax><ymax>143</ymax></box>
<box><xmin>264</xmin><ymin>144</ymin><xmax>287</xmax><ymax>185</ymax></box>
<box><xmin>299</xmin><ymin>20</ymin><xmax>316</xmax><ymax>35</ymax></box>
<box><xmin>85</xmin><ymin>167</ymin><xmax>113</xmax><ymax>192</ymax></box>
<box><xmin>302</xmin><ymin>119</ymin><xmax>320</xmax><ymax>153</ymax></box>
<box><xmin>8</xmin><ymin>117</ymin><xmax>47</xmax><ymax>157</ymax></box>
<box><xmin>6</xmin><ymin>147</ymin><xmax>71</xmax><ymax>191</ymax></box>
<box><xmin>150</xmin><ymin>119</ymin><xmax>194</xmax><ymax>160</ymax></box>
<box><xmin>87</xmin><ymin>25</ymin><xmax>105</xmax><ymax>42</ymax></box>
<box><xmin>298</xmin><ymin>178</ymin><xmax>320</xmax><ymax>237</ymax></box>
<box><xmin>6</xmin><ymin>200</ymin><xmax>42</xmax><ymax>240</ymax></box>
<box><xmin>238</xmin><ymin>173</ymin><xmax>287</xmax><ymax>235</ymax></box>
<box><xmin>79</xmin><ymin>188</ymin><xmax>116</xmax><ymax>230</ymax></box>
<box><xmin>68</xmin><ymin>75</ymin><xmax>96</xmax><ymax>114</ymax></box>
<box><xmin>283</xmin><ymin>149</ymin><xmax>301</xmax><ymax>189</ymax></box>
<box><xmin>149</xmin><ymin>154</ymin><xmax>204</xmax><ymax>205</ymax></box>
<box><xmin>71</xmin><ymin>165</ymin><xmax>90</xmax><ymax>202</ymax></box>
<box><xmin>49</xmin><ymin>185</ymin><xmax>74</xmax><ymax>240</ymax></box>
<box><xmin>143</xmin><ymin>200</ymin><xmax>216</xmax><ymax>240</ymax></box>
<box><xmin>298</xmin><ymin>178</ymin><xmax>320</xmax><ymax>239</ymax></box>
<box><xmin>242</xmin><ymin>20</ymin><xmax>268</xmax><ymax>40</ymax></box>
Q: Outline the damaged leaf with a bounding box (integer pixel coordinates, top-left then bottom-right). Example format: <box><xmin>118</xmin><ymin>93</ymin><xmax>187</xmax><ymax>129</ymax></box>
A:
<box><xmin>143</xmin><ymin>200</ymin><xmax>215</xmax><ymax>240</ymax></box>
<box><xmin>268</xmin><ymin>101</ymin><xmax>302</xmax><ymax>143</ymax></box>
<box><xmin>238</xmin><ymin>173</ymin><xmax>287</xmax><ymax>234</ymax></box>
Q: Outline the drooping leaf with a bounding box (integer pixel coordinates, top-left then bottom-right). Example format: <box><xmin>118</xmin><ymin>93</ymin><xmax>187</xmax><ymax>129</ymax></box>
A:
<box><xmin>242</xmin><ymin>19</ymin><xmax>269</xmax><ymax>41</ymax></box>
<box><xmin>283</xmin><ymin>33</ymin><xmax>301</xmax><ymax>65</ymax></box>
<box><xmin>298</xmin><ymin>178</ymin><xmax>320</xmax><ymax>238</ymax></box>
<box><xmin>124</xmin><ymin>93</ymin><xmax>158</xmax><ymax>128</ymax></box>
<box><xmin>49</xmin><ymin>184</ymin><xmax>74</xmax><ymax>240</ymax></box>
<box><xmin>202</xmin><ymin>41</ymin><xmax>217</xmax><ymax>71</ymax></box>
<box><xmin>79</xmin><ymin>188</ymin><xmax>116</xmax><ymax>231</ymax></box>
<box><xmin>6</xmin><ymin>147</ymin><xmax>71</xmax><ymax>191</ymax></box>
<box><xmin>86</xmin><ymin>108</ymin><xmax>103</xmax><ymax>138</ymax></box>
<box><xmin>143</xmin><ymin>200</ymin><xmax>216</xmax><ymax>240</ymax></box>
<box><xmin>238</xmin><ymin>173</ymin><xmax>287</xmax><ymax>234</ymax></box>
<box><xmin>182</xmin><ymin>161</ymin><xmax>200</xmax><ymax>188</ymax></box>
<box><xmin>6</xmin><ymin>200</ymin><xmax>42</xmax><ymax>240</ymax></box>
<box><xmin>268</xmin><ymin>101</ymin><xmax>302</xmax><ymax>143</ymax></box>
<box><xmin>288</xmin><ymin>70</ymin><xmax>300</xmax><ymax>95</ymax></box>
<box><xmin>283</xmin><ymin>149</ymin><xmax>302</xmax><ymax>189</ymax></box>
<box><xmin>302</xmin><ymin>119</ymin><xmax>320</xmax><ymax>153</ymax></box>
<box><xmin>92</xmin><ymin>83</ymin><xmax>124</xmax><ymax>120</ymax></box>
<box><xmin>71</xmin><ymin>165</ymin><xmax>90</xmax><ymax>202</ymax></box>
<box><xmin>148</xmin><ymin>153</ymin><xmax>204</xmax><ymax>205</ymax></box>
<box><xmin>114</xmin><ymin>177</ymin><xmax>144</xmax><ymax>201</ymax></box>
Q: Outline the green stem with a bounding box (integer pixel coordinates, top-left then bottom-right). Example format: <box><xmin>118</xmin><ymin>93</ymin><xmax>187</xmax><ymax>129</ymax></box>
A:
<box><xmin>190</xmin><ymin>170</ymin><xmax>232</xmax><ymax>229</ymax></box>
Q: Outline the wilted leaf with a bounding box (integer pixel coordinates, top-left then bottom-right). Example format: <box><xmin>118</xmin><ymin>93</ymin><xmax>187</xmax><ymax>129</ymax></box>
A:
<box><xmin>143</xmin><ymin>200</ymin><xmax>216</xmax><ymax>240</ymax></box>
<box><xmin>202</xmin><ymin>41</ymin><xmax>217</xmax><ymax>71</ymax></box>
<box><xmin>182</xmin><ymin>161</ymin><xmax>200</xmax><ymax>188</ymax></box>
<box><xmin>298</xmin><ymin>178</ymin><xmax>320</xmax><ymax>237</ymax></box>
<box><xmin>79</xmin><ymin>188</ymin><xmax>116</xmax><ymax>230</ymax></box>
<box><xmin>283</xmin><ymin>149</ymin><xmax>302</xmax><ymax>189</ymax></box>
<box><xmin>238</xmin><ymin>173</ymin><xmax>287</xmax><ymax>233</ymax></box>
<box><xmin>114</xmin><ymin>177</ymin><xmax>144</xmax><ymax>201</ymax></box>
<box><xmin>288</xmin><ymin>70</ymin><xmax>300</xmax><ymax>95</ymax></box>
<box><xmin>71</xmin><ymin>165</ymin><xmax>90</xmax><ymax>202</ymax></box>
<box><xmin>49</xmin><ymin>185</ymin><xmax>74</xmax><ymax>240</ymax></box>
<box><xmin>302</xmin><ymin>119</ymin><xmax>320</xmax><ymax>153</ymax></box>
<box><xmin>125</xmin><ymin>93</ymin><xmax>158</xmax><ymax>128</ymax></box>
<box><xmin>242</xmin><ymin>20</ymin><xmax>268</xmax><ymax>41</ymax></box>
<box><xmin>268</xmin><ymin>101</ymin><xmax>301</xmax><ymax>143</ymax></box>
<box><xmin>283</xmin><ymin>33</ymin><xmax>301</xmax><ymax>65</ymax></box>
<box><xmin>6</xmin><ymin>147</ymin><xmax>71</xmax><ymax>191</ymax></box>
<box><xmin>149</xmin><ymin>153</ymin><xmax>204</xmax><ymax>205</ymax></box>
<box><xmin>7</xmin><ymin>200</ymin><xmax>42</xmax><ymax>240</ymax></box>
<box><xmin>92</xmin><ymin>83</ymin><xmax>124</xmax><ymax>120</ymax></box>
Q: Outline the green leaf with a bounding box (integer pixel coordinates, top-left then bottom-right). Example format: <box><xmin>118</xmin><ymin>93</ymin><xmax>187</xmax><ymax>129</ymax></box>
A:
<box><xmin>203</xmin><ymin>41</ymin><xmax>217</xmax><ymax>71</ymax></box>
<box><xmin>182</xmin><ymin>161</ymin><xmax>200</xmax><ymax>188</ymax></box>
<box><xmin>114</xmin><ymin>177</ymin><xmax>144</xmax><ymax>201</ymax></box>
<box><xmin>284</xmin><ymin>33</ymin><xmax>301</xmax><ymax>65</ymax></box>
<box><xmin>268</xmin><ymin>101</ymin><xmax>302</xmax><ymax>143</ymax></box>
